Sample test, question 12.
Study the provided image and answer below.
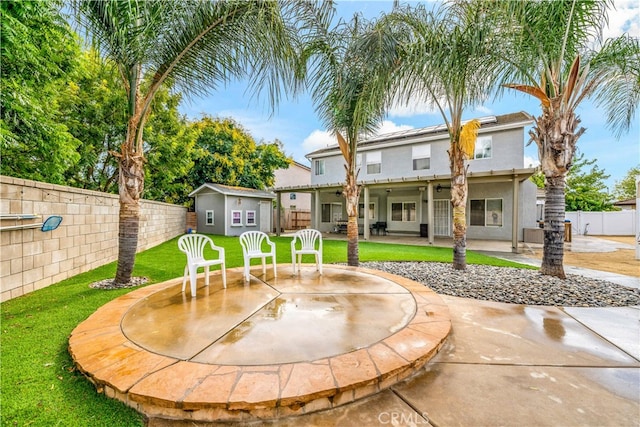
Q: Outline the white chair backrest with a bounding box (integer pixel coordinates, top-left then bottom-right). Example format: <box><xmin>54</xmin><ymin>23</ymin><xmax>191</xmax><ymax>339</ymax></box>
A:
<box><xmin>178</xmin><ymin>234</ymin><xmax>211</xmax><ymax>262</ymax></box>
<box><xmin>240</xmin><ymin>231</ymin><xmax>269</xmax><ymax>253</ymax></box>
<box><xmin>295</xmin><ymin>229</ymin><xmax>321</xmax><ymax>250</ymax></box>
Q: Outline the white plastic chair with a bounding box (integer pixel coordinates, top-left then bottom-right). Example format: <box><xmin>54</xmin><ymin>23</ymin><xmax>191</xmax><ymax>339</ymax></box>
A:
<box><xmin>239</xmin><ymin>231</ymin><xmax>277</xmax><ymax>281</ymax></box>
<box><xmin>290</xmin><ymin>229</ymin><xmax>323</xmax><ymax>275</ymax></box>
<box><xmin>178</xmin><ymin>234</ymin><xmax>226</xmax><ymax>297</ymax></box>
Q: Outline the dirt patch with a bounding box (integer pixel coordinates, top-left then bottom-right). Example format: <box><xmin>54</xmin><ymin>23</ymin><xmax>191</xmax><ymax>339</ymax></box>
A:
<box><xmin>531</xmin><ymin>236</ymin><xmax>639</xmax><ymax>277</ymax></box>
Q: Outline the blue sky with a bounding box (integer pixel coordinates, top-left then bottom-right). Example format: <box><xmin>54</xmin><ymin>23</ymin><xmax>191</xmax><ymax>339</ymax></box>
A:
<box><xmin>178</xmin><ymin>1</ymin><xmax>640</xmax><ymax>192</ymax></box>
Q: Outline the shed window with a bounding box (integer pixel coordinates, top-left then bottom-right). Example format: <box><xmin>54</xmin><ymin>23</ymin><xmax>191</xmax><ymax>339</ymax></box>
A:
<box><xmin>246</xmin><ymin>210</ymin><xmax>256</xmax><ymax>226</ymax></box>
<box><xmin>231</xmin><ymin>210</ymin><xmax>242</xmax><ymax>226</ymax></box>
<box><xmin>205</xmin><ymin>210</ymin><xmax>214</xmax><ymax>225</ymax></box>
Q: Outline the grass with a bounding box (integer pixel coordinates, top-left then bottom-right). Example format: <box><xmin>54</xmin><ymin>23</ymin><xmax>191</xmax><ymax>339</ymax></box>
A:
<box><xmin>1</xmin><ymin>235</ymin><xmax>532</xmax><ymax>426</ymax></box>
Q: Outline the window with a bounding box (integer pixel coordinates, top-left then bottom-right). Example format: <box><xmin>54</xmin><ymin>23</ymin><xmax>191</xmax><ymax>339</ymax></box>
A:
<box><xmin>205</xmin><ymin>210</ymin><xmax>214</xmax><ymax>225</ymax></box>
<box><xmin>315</xmin><ymin>159</ymin><xmax>325</xmax><ymax>175</ymax></box>
<box><xmin>231</xmin><ymin>210</ymin><xmax>242</xmax><ymax>226</ymax></box>
<box><xmin>358</xmin><ymin>203</ymin><xmax>376</xmax><ymax>220</ymax></box>
<box><xmin>356</xmin><ymin>154</ymin><xmax>362</xmax><ymax>168</ymax></box>
<box><xmin>246</xmin><ymin>210</ymin><xmax>256</xmax><ymax>226</ymax></box>
<box><xmin>366</xmin><ymin>151</ymin><xmax>381</xmax><ymax>174</ymax></box>
<box><xmin>470</xmin><ymin>198</ymin><xmax>502</xmax><ymax>227</ymax></box>
<box><xmin>321</xmin><ymin>204</ymin><xmax>332</xmax><ymax>222</ymax></box>
<box><xmin>391</xmin><ymin>202</ymin><xmax>416</xmax><ymax>222</ymax></box>
<box><xmin>412</xmin><ymin>144</ymin><xmax>431</xmax><ymax>170</ymax></box>
<box><xmin>474</xmin><ymin>136</ymin><xmax>492</xmax><ymax>159</ymax></box>
<box><xmin>289</xmin><ymin>193</ymin><xmax>297</xmax><ymax>200</ymax></box>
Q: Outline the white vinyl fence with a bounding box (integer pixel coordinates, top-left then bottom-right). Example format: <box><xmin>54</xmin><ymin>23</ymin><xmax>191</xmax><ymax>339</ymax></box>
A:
<box><xmin>565</xmin><ymin>210</ymin><xmax>637</xmax><ymax>236</ymax></box>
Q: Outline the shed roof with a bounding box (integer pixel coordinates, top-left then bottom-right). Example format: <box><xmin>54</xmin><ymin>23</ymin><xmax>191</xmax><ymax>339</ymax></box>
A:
<box><xmin>189</xmin><ymin>183</ymin><xmax>275</xmax><ymax>199</ymax></box>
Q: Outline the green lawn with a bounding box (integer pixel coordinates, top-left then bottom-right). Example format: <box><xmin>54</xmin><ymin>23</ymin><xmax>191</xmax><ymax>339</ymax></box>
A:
<box><xmin>1</xmin><ymin>235</ymin><xmax>531</xmax><ymax>426</ymax></box>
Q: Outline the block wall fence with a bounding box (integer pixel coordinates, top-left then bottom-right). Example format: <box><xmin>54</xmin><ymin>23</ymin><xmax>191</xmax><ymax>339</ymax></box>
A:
<box><xmin>0</xmin><ymin>175</ymin><xmax>187</xmax><ymax>302</ymax></box>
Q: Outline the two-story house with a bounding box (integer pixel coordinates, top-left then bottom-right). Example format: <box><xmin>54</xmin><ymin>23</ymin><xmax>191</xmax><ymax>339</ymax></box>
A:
<box><xmin>273</xmin><ymin>111</ymin><xmax>539</xmax><ymax>252</ymax></box>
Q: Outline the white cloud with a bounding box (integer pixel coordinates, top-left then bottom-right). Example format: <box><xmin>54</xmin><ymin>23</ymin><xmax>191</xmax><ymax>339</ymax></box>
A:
<box><xmin>376</xmin><ymin>120</ymin><xmax>414</xmax><ymax>135</ymax></box>
<box><xmin>302</xmin><ymin>129</ymin><xmax>335</xmax><ymax>153</ymax></box>
<box><xmin>474</xmin><ymin>105</ymin><xmax>493</xmax><ymax>115</ymax></box>
<box><xmin>603</xmin><ymin>1</ymin><xmax>640</xmax><ymax>40</ymax></box>
<box><xmin>387</xmin><ymin>95</ymin><xmax>439</xmax><ymax>118</ymax></box>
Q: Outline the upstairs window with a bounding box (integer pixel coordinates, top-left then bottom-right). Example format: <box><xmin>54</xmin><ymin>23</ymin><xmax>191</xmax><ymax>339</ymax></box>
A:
<box><xmin>366</xmin><ymin>151</ymin><xmax>381</xmax><ymax>174</ymax></box>
<box><xmin>412</xmin><ymin>144</ymin><xmax>431</xmax><ymax>170</ymax></box>
<box><xmin>474</xmin><ymin>136</ymin><xmax>492</xmax><ymax>159</ymax></box>
<box><xmin>315</xmin><ymin>159</ymin><xmax>325</xmax><ymax>175</ymax></box>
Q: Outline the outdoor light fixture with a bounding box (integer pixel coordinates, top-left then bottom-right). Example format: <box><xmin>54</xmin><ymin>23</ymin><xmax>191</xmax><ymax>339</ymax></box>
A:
<box><xmin>436</xmin><ymin>184</ymin><xmax>451</xmax><ymax>193</ymax></box>
<box><xmin>335</xmin><ymin>190</ymin><xmax>342</xmax><ymax>197</ymax></box>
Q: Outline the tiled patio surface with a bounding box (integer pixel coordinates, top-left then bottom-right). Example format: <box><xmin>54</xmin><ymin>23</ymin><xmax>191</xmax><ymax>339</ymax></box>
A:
<box><xmin>68</xmin><ymin>265</ymin><xmax>451</xmax><ymax>423</ymax></box>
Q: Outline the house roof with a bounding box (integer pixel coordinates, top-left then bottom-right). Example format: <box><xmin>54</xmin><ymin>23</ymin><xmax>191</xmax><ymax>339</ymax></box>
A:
<box><xmin>613</xmin><ymin>198</ymin><xmax>637</xmax><ymax>206</ymax></box>
<box><xmin>188</xmin><ymin>183</ymin><xmax>275</xmax><ymax>199</ymax></box>
<box><xmin>306</xmin><ymin>111</ymin><xmax>533</xmax><ymax>158</ymax></box>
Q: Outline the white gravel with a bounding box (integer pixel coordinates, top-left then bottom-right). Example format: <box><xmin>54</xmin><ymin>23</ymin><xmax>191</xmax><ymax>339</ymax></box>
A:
<box><xmin>358</xmin><ymin>261</ymin><xmax>640</xmax><ymax>307</ymax></box>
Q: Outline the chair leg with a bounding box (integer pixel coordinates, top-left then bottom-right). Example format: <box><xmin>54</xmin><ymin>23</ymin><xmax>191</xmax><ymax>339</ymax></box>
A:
<box><xmin>272</xmin><ymin>256</ymin><xmax>277</xmax><ymax>278</ymax></box>
<box><xmin>205</xmin><ymin>266</ymin><xmax>210</xmax><ymax>287</ymax></box>
<box><xmin>262</xmin><ymin>257</ymin><xmax>266</xmax><ymax>276</ymax></box>
<box><xmin>182</xmin><ymin>265</ymin><xmax>188</xmax><ymax>292</ymax></box>
<box><xmin>244</xmin><ymin>261</ymin><xmax>250</xmax><ymax>282</ymax></box>
<box><xmin>189</xmin><ymin>265</ymin><xmax>198</xmax><ymax>298</ymax></box>
<box><xmin>319</xmin><ymin>254</ymin><xmax>323</xmax><ymax>275</ymax></box>
<box><xmin>221</xmin><ymin>263</ymin><xmax>227</xmax><ymax>288</ymax></box>
<box><xmin>291</xmin><ymin>252</ymin><xmax>296</xmax><ymax>274</ymax></box>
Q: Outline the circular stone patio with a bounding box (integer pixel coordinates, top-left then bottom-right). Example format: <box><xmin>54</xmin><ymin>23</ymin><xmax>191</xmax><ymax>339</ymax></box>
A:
<box><xmin>68</xmin><ymin>265</ymin><xmax>451</xmax><ymax>423</ymax></box>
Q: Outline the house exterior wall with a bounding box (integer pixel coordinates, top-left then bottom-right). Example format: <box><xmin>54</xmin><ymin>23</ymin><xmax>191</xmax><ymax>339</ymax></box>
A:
<box><xmin>194</xmin><ymin>192</ymin><xmax>226</xmax><ymax>235</ymax></box>
<box><xmin>193</xmin><ymin>189</ymin><xmax>273</xmax><ymax>237</ymax></box>
<box><xmin>0</xmin><ymin>175</ymin><xmax>186</xmax><ymax>302</ymax></box>
<box><xmin>311</xmin><ymin>127</ymin><xmax>525</xmax><ymax>185</ymax></box>
<box><xmin>274</xmin><ymin>163</ymin><xmax>311</xmax><ymax>211</ymax></box>
<box><xmin>304</xmin><ymin>114</ymin><xmax>538</xmax><ymax>241</ymax></box>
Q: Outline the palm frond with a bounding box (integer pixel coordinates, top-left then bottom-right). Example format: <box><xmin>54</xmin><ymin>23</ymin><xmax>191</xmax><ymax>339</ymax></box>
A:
<box><xmin>459</xmin><ymin>118</ymin><xmax>480</xmax><ymax>159</ymax></box>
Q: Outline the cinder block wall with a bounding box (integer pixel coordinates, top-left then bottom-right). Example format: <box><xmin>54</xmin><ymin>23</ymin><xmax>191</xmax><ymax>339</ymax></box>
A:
<box><xmin>0</xmin><ymin>176</ymin><xmax>187</xmax><ymax>302</ymax></box>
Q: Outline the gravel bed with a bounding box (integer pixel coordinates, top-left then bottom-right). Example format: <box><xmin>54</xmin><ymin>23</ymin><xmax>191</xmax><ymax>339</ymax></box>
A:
<box><xmin>89</xmin><ymin>276</ymin><xmax>148</xmax><ymax>290</ymax></box>
<box><xmin>358</xmin><ymin>261</ymin><xmax>640</xmax><ymax>307</ymax></box>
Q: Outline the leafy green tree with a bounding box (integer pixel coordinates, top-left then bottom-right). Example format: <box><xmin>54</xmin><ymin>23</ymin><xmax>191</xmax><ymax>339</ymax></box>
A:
<box><xmin>613</xmin><ymin>166</ymin><xmax>640</xmax><ymax>201</ymax></box>
<box><xmin>189</xmin><ymin>116</ymin><xmax>290</xmax><ymax>191</ymax></box>
<box><xmin>375</xmin><ymin>1</ymin><xmax>502</xmax><ymax>270</ymax></box>
<box><xmin>565</xmin><ymin>153</ymin><xmax>615</xmax><ymax>212</ymax></box>
<box><xmin>72</xmin><ymin>0</ymin><xmax>327</xmax><ymax>284</ymax></box>
<box><xmin>59</xmin><ymin>50</ymin><xmax>127</xmax><ymax>192</ymax></box>
<box><xmin>1</xmin><ymin>0</ymin><xmax>81</xmax><ymax>183</ymax></box>
<box><xmin>495</xmin><ymin>0</ymin><xmax>640</xmax><ymax>278</ymax></box>
<box><xmin>143</xmin><ymin>88</ymin><xmax>197</xmax><ymax>205</ymax></box>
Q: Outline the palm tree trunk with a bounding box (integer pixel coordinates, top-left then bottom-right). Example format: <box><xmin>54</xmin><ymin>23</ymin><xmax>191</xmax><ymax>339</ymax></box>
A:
<box><xmin>541</xmin><ymin>175</ymin><xmax>566</xmax><ymax>278</ymax></box>
<box><xmin>344</xmin><ymin>171</ymin><xmax>360</xmax><ymax>267</ymax></box>
<box><xmin>450</xmin><ymin>142</ymin><xmax>467</xmax><ymax>270</ymax></box>
<box><xmin>114</xmin><ymin>124</ymin><xmax>145</xmax><ymax>284</ymax></box>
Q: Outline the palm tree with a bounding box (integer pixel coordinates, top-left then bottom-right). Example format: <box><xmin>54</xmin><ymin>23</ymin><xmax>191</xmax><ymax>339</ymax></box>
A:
<box><xmin>72</xmin><ymin>0</ymin><xmax>328</xmax><ymax>284</ymax></box>
<box><xmin>375</xmin><ymin>1</ymin><xmax>501</xmax><ymax>270</ymax></box>
<box><xmin>300</xmin><ymin>13</ymin><xmax>393</xmax><ymax>266</ymax></box>
<box><xmin>493</xmin><ymin>0</ymin><xmax>640</xmax><ymax>278</ymax></box>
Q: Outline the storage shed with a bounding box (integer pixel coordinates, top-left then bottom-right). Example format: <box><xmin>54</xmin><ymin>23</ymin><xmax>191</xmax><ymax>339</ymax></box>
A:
<box><xmin>189</xmin><ymin>183</ymin><xmax>275</xmax><ymax>236</ymax></box>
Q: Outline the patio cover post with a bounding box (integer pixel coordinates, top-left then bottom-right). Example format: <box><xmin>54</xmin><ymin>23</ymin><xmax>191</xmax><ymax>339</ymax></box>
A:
<box><xmin>512</xmin><ymin>176</ymin><xmax>519</xmax><ymax>253</ymax></box>
<box><xmin>427</xmin><ymin>182</ymin><xmax>434</xmax><ymax>245</ymax></box>
<box><xmin>314</xmin><ymin>189</ymin><xmax>321</xmax><ymax>231</ymax></box>
<box><xmin>276</xmin><ymin>192</ymin><xmax>282</xmax><ymax>236</ymax></box>
<box><xmin>363</xmin><ymin>186</ymin><xmax>370</xmax><ymax>240</ymax></box>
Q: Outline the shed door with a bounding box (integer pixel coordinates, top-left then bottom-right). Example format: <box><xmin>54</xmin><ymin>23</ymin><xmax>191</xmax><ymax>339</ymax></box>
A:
<box><xmin>260</xmin><ymin>202</ymin><xmax>271</xmax><ymax>233</ymax></box>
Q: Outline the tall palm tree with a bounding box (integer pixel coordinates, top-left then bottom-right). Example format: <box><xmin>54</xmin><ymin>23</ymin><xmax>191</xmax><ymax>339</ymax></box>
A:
<box><xmin>72</xmin><ymin>0</ymin><xmax>328</xmax><ymax>284</ymax></box>
<box><xmin>493</xmin><ymin>0</ymin><xmax>640</xmax><ymax>278</ymax></box>
<box><xmin>375</xmin><ymin>1</ymin><xmax>501</xmax><ymax>270</ymax></box>
<box><xmin>300</xmin><ymin>13</ymin><xmax>393</xmax><ymax>266</ymax></box>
